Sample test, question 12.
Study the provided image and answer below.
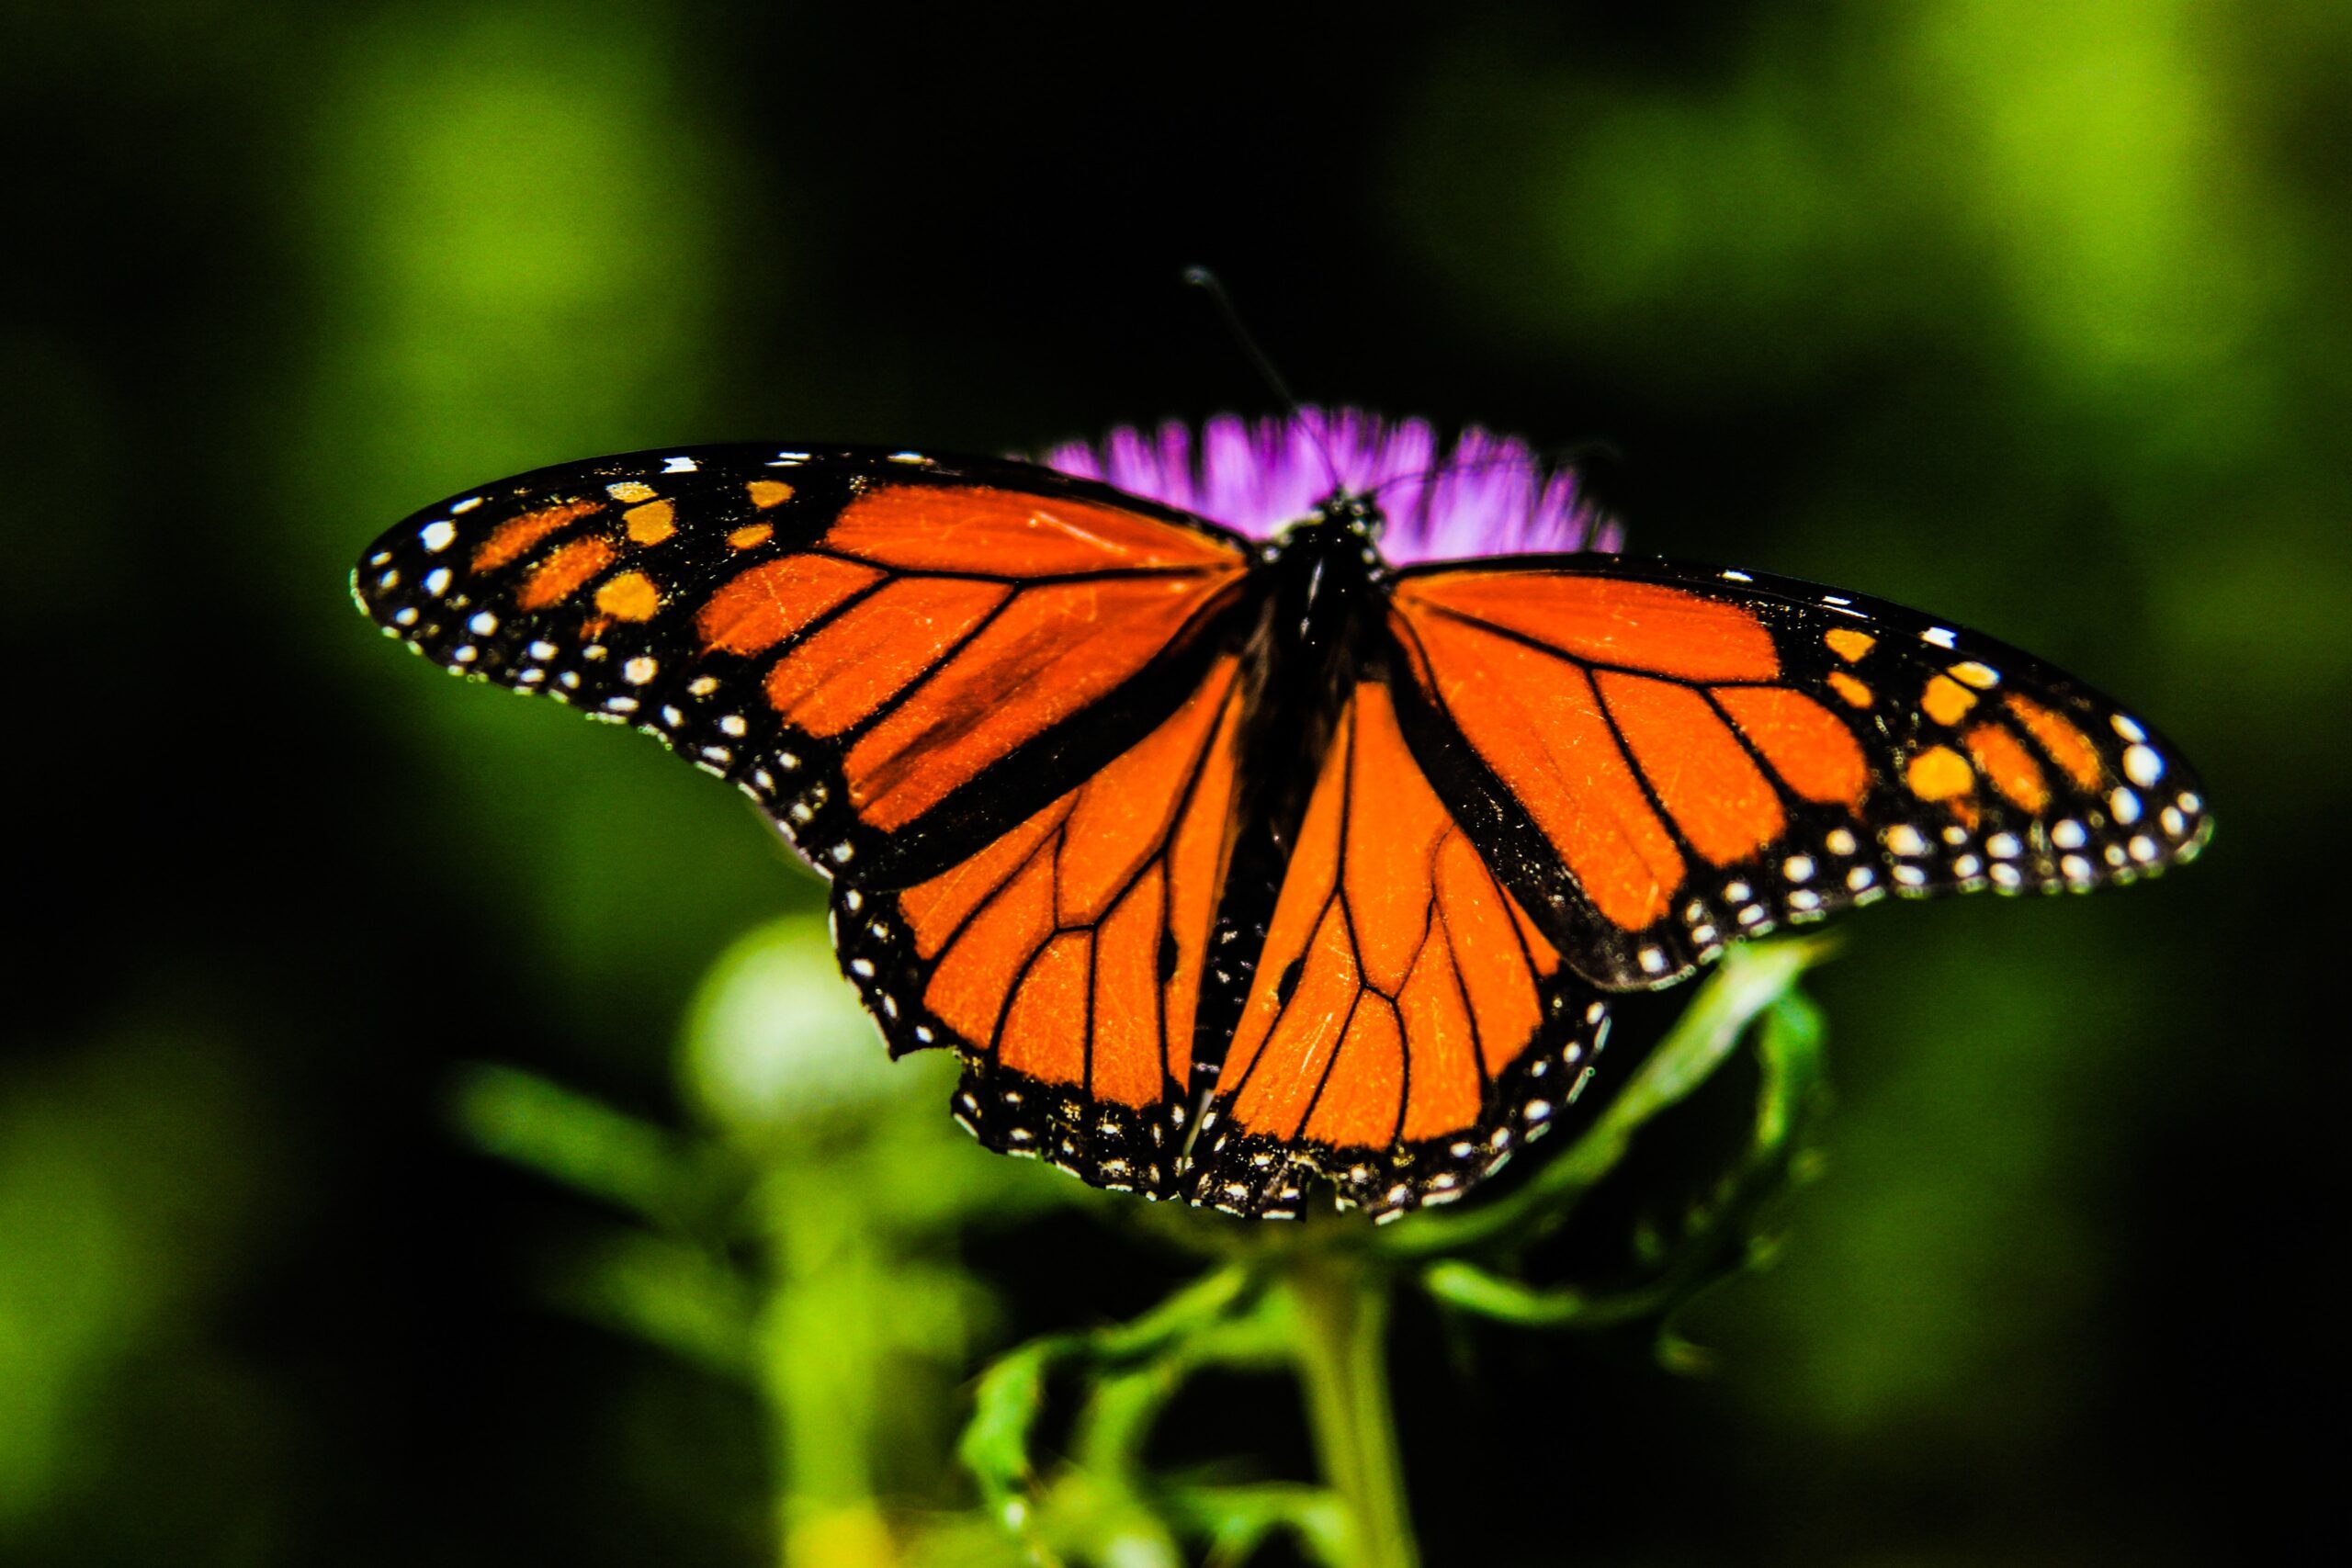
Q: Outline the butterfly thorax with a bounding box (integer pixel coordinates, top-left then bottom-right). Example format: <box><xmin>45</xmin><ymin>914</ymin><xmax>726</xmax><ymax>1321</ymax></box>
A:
<box><xmin>1241</xmin><ymin>491</ymin><xmax>1392</xmax><ymax>777</ymax></box>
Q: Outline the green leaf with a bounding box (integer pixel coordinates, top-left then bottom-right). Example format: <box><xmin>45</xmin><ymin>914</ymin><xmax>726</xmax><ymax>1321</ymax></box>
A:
<box><xmin>560</xmin><ymin>1230</ymin><xmax>755</xmax><ymax>1374</ymax></box>
<box><xmin>453</xmin><ymin>1062</ymin><xmax>706</xmax><ymax>1225</ymax></box>
<box><xmin>1418</xmin><ymin>1260</ymin><xmax>1676</xmax><ymax>1329</ymax></box>
<box><xmin>1160</xmin><ymin>1483</ymin><xmax>1349</xmax><ymax>1565</ymax></box>
<box><xmin>960</xmin><ymin>1335</ymin><xmax>1069</xmax><ymax>1531</ymax></box>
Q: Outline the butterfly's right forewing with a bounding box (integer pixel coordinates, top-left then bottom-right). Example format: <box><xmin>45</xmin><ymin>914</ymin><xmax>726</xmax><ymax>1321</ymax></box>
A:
<box><xmin>1384</xmin><ymin>558</ymin><xmax>2211</xmax><ymax>989</ymax></box>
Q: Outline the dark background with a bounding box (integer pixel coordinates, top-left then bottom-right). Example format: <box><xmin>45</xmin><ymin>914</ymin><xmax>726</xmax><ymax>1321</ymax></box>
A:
<box><xmin>6</xmin><ymin>2</ymin><xmax>2344</xmax><ymax>1563</ymax></box>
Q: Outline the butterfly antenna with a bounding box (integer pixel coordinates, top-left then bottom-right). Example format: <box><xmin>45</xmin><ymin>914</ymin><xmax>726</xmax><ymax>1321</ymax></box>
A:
<box><xmin>1182</xmin><ymin>265</ymin><xmax>1345</xmax><ymax>495</ymax></box>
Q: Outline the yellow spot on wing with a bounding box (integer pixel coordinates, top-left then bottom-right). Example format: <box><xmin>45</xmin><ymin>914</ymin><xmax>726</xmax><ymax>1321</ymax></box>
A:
<box><xmin>1826</xmin><ymin>627</ymin><xmax>1875</xmax><ymax>662</ymax></box>
<box><xmin>625</xmin><ymin>500</ymin><xmax>676</xmax><ymax>545</ymax></box>
<box><xmin>595</xmin><ymin>570</ymin><xmax>662</xmax><ymax>621</ymax></box>
<box><xmin>728</xmin><ymin>523</ymin><xmax>774</xmax><ymax>549</ymax></box>
<box><xmin>1905</xmin><ymin>745</ymin><xmax>1974</xmax><ymax>800</ymax></box>
<box><xmin>746</xmin><ymin>479</ymin><xmax>794</xmax><ymax>509</ymax></box>
<box><xmin>1827</xmin><ymin>671</ymin><xmax>1872</xmax><ymax>707</ymax></box>
<box><xmin>606</xmin><ymin>480</ymin><xmax>658</xmax><ymax>502</ymax></box>
<box><xmin>1949</xmin><ymin>660</ymin><xmax>2000</xmax><ymax>689</ymax></box>
<box><xmin>1921</xmin><ymin>673</ymin><xmax>1977</xmax><ymax>727</ymax></box>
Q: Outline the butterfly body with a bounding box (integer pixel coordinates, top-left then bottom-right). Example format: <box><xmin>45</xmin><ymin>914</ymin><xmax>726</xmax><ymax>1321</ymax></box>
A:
<box><xmin>356</xmin><ymin>426</ymin><xmax>2209</xmax><ymax>1221</ymax></box>
<box><xmin>1195</xmin><ymin>496</ymin><xmax>1404</xmax><ymax>1084</ymax></box>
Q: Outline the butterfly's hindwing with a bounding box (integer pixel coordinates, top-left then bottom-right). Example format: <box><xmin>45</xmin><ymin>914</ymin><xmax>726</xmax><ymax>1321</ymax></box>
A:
<box><xmin>831</xmin><ymin>656</ymin><xmax>1252</xmax><ymax>1197</ymax></box>
<box><xmin>1186</xmin><ymin>680</ymin><xmax>1612</xmax><ymax>1221</ymax></box>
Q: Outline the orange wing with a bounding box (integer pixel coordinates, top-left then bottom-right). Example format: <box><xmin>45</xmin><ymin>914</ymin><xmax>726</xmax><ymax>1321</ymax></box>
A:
<box><xmin>1184</xmin><ymin>680</ymin><xmax>1610</xmax><ymax>1221</ymax></box>
<box><xmin>354</xmin><ymin>446</ymin><xmax>1251</xmax><ymax>884</ymax></box>
<box><xmin>831</xmin><ymin>657</ymin><xmax>1248</xmax><ymax>1194</ymax></box>
<box><xmin>1385</xmin><ymin>559</ymin><xmax>2213</xmax><ymax>987</ymax></box>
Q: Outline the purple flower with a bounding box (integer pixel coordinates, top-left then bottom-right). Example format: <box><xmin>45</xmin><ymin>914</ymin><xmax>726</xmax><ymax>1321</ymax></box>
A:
<box><xmin>1038</xmin><ymin>408</ymin><xmax>1623</xmax><ymax>565</ymax></box>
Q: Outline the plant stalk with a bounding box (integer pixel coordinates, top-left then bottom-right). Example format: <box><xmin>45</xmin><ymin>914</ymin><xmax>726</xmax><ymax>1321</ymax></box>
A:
<box><xmin>1288</xmin><ymin>1249</ymin><xmax>1420</xmax><ymax>1568</ymax></box>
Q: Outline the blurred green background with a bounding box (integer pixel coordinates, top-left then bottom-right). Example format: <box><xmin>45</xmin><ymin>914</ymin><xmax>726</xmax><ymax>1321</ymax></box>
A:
<box><xmin>6</xmin><ymin>1</ymin><xmax>2342</xmax><ymax>1562</ymax></box>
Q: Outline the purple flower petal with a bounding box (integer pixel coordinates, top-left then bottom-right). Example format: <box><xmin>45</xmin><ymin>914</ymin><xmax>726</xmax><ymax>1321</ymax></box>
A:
<box><xmin>1038</xmin><ymin>408</ymin><xmax>1622</xmax><ymax>563</ymax></box>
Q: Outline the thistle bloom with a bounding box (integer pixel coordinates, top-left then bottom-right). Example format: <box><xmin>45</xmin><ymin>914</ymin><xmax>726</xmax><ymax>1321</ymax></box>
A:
<box><xmin>1039</xmin><ymin>407</ymin><xmax>1623</xmax><ymax>561</ymax></box>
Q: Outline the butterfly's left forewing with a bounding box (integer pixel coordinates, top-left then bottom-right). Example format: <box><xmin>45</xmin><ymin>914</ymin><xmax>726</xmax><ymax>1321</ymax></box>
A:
<box><xmin>354</xmin><ymin>446</ymin><xmax>1252</xmax><ymax>884</ymax></box>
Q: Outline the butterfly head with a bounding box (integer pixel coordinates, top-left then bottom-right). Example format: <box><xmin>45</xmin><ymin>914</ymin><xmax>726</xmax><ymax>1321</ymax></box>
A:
<box><xmin>1315</xmin><ymin>489</ymin><xmax>1384</xmax><ymax>540</ymax></box>
<box><xmin>1263</xmin><ymin>489</ymin><xmax>1385</xmax><ymax>568</ymax></box>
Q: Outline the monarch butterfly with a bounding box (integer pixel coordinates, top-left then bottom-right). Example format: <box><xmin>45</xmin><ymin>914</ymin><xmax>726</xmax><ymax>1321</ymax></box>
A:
<box><xmin>353</xmin><ymin>411</ymin><xmax>2210</xmax><ymax>1221</ymax></box>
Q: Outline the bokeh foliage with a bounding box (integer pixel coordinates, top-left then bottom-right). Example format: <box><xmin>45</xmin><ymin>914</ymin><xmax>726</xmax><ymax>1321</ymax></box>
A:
<box><xmin>6</xmin><ymin>1</ymin><xmax>2341</xmax><ymax>1563</ymax></box>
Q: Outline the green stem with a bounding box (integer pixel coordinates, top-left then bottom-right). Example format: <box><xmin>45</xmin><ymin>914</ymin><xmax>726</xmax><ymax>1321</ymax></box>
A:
<box><xmin>1288</xmin><ymin>1250</ymin><xmax>1419</xmax><ymax>1568</ymax></box>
